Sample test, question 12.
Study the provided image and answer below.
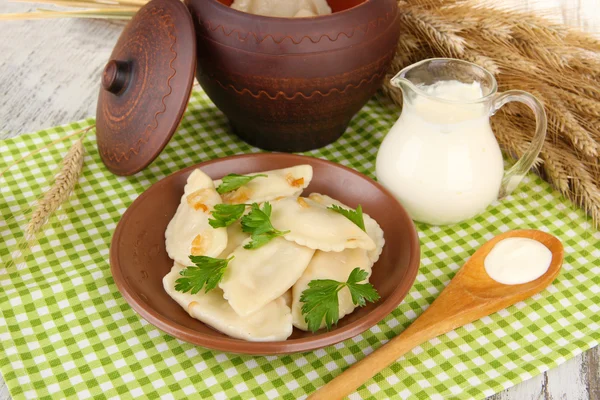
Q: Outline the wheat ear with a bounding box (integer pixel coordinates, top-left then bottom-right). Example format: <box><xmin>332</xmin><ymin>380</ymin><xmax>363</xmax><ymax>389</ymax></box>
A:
<box><xmin>399</xmin><ymin>8</ymin><xmax>466</xmax><ymax>57</ymax></box>
<box><xmin>26</xmin><ymin>138</ymin><xmax>85</xmax><ymax>239</ymax></box>
<box><xmin>0</xmin><ymin>125</ymin><xmax>94</xmax><ymax>178</ymax></box>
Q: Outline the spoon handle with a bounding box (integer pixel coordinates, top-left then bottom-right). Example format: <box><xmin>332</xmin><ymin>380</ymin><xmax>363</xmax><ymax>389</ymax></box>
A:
<box><xmin>308</xmin><ymin>280</ymin><xmax>488</xmax><ymax>400</ymax></box>
<box><xmin>307</xmin><ymin>320</ymin><xmax>431</xmax><ymax>400</ymax></box>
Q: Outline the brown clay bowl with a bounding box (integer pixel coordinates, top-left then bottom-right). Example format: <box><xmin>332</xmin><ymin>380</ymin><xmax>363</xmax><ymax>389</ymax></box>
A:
<box><xmin>110</xmin><ymin>154</ymin><xmax>420</xmax><ymax>354</ymax></box>
<box><xmin>185</xmin><ymin>0</ymin><xmax>401</xmax><ymax>152</ymax></box>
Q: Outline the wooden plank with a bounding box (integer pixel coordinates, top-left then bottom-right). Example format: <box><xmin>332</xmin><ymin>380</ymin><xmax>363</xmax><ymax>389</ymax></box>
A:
<box><xmin>0</xmin><ymin>378</ymin><xmax>10</xmax><ymax>400</ymax></box>
<box><xmin>586</xmin><ymin>347</ymin><xmax>600</xmax><ymax>400</ymax></box>
<box><xmin>0</xmin><ymin>1</ymin><xmax>122</xmax><ymax>138</ymax></box>
<box><xmin>488</xmin><ymin>373</ymin><xmax>544</xmax><ymax>400</ymax></box>
<box><xmin>546</xmin><ymin>356</ymin><xmax>591</xmax><ymax>400</ymax></box>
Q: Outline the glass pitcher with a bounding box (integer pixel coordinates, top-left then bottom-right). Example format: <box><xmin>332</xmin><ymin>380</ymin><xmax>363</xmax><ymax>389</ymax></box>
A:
<box><xmin>376</xmin><ymin>58</ymin><xmax>547</xmax><ymax>225</ymax></box>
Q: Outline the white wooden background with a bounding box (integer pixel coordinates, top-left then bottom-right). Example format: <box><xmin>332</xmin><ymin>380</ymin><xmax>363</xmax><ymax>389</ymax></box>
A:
<box><xmin>0</xmin><ymin>1</ymin><xmax>599</xmax><ymax>399</ymax></box>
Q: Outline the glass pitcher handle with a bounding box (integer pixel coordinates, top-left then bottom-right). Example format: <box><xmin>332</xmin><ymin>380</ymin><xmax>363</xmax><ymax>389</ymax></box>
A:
<box><xmin>491</xmin><ymin>90</ymin><xmax>547</xmax><ymax>199</ymax></box>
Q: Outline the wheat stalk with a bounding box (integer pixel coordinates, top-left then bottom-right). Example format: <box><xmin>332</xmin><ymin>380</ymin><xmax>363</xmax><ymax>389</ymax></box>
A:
<box><xmin>1</xmin><ymin>0</ymin><xmax>143</xmax><ymax>20</ymax></box>
<box><xmin>552</xmin><ymin>87</ymin><xmax>600</xmax><ymax>119</ymax></box>
<box><xmin>548</xmin><ymin>99</ymin><xmax>599</xmax><ymax>159</ymax></box>
<box><xmin>26</xmin><ymin>138</ymin><xmax>85</xmax><ymax>239</ymax></box>
<box><xmin>399</xmin><ymin>9</ymin><xmax>466</xmax><ymax>57</ymax></box>
<box><xmin>541</xmin><ymin>152</ymin><xmax>570</xmax><ymax>195</ymax></box>
<box><xmin>492</xmin><ymin>114</ymin><xmax>600</xmax><ymax>223</ymax></box>
<box><xmin>0</xmin><ymin>8</ymin><xmax>137</xmax><ymax>20</ymax></box>
<box><xmin>567</xmin><ymin>161</ymin><xmax>600</xmax><ymax>222</ymax></box>
<box><xmin>0</xmin><ymin>125</ymin><xmax>94</xmax><ymax>178</ymax></box>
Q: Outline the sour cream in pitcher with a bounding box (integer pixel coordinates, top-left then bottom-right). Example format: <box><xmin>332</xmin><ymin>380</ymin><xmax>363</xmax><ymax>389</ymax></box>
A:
<box><xmin>376</xmin><ymin>80</ymin><xmax>504</xmax><ymax>225</ymax></box>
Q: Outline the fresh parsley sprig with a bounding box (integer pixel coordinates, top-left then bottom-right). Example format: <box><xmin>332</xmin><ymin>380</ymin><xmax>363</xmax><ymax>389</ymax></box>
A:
<box><xmin>241</xmin><ymin>202</ymin><xmax>289</xmax><ymax>249</ymax></box>
<box><xmin>208</xmin><ymin>204</ymin><xmax>246</xmax><ymax>228</ymax></box>
<box><xmin>174</xmin><ymin>255</ymin><xmax>234</xmax><ymax>294</ymax></box>
<box><xmin>300</xmin><ymin>268</ymin><xmax>380</xmax><ymax>332</ymax></box>
<box><xmin>346</xmin><ymin>268</ymin><xmax>380</xmax><ymax>306</ymax></box>
<box><xmin>328</xmin><ymin>204</ymin><xmax>366</xmax><ymax>231</ymax></box>
<box><xmin>216</xmin><ymin>173</ymin><xmax>267</xmax><ymax>194</ymax></box>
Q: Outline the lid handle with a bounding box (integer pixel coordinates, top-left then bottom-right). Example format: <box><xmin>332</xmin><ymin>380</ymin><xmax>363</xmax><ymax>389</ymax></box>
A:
<box><xmin>102</xmin><ymin>60</ymin><xmax>131</xmax><ymax>95</ymax></box>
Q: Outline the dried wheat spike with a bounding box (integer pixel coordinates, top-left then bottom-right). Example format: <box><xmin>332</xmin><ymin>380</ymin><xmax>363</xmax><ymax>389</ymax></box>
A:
<box><xmin>26</xmin><ymin>138</ymin><xmax>85</xmax><ymax>239</ymax></box>
<box><xmin>399</xmin><ymin>8</ymin><xmax>466</xmax><ymax>57</ymax></box>
<box><xmin>548</xmin><ymin>99</ymin><xmax>599</xmax><ymax>159</ymax></box>
<box><xmin>554</xmin><ymin>87</ymin><xmax>600</xmax><ymax>119</ymax></box>
<box><xmin>541</xmin><ymin>153</ymin><xmax>570</xmax><ymax>195</ymax></box>
<box><xmin>566</xmin><ymin>161</ymin><xmax>600</xmax><ymax>223</ymax></box>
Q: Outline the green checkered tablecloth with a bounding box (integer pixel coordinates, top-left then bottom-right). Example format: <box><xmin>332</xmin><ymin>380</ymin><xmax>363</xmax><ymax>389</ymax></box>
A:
<box><xmin>1</xmin><ymin>89</ymin><xmax>599</xmax><ymax>400</ymax></box>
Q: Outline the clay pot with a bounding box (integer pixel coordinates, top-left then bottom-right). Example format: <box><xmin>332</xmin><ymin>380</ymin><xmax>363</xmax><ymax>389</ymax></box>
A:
<box><xmin>185</xmin><ymin>0</ymin><xmax>401</xmax><ymax>152</ymax></box>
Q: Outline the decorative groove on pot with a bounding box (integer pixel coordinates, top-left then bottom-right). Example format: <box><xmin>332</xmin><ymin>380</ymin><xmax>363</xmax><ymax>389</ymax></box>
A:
<box><xmin>198</xmin><ymin>10</ymin><xmax>395</xmax><ymax>45</ymax></box>
<box><xmin>201</xmin><ymin>70</ymin><xmax>388</xmax><ymax>100</ymax></box>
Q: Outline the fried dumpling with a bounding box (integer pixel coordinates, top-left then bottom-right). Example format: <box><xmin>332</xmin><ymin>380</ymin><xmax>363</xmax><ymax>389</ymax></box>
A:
<box><xmin>165</xmin><ymin>169</ymin><xmax>228</xmax><ymax>265</ymax></box>
<box><xmin>308</xmin><ymin>193</ymin><xmax>385</xmax><ymax>263</ymax></box>
<box><xmin>219</xmin><ymin>237</ymin><xmax>315</xmax><ymax>317</ymax></box>
<box><xmin>269</xmin><ymin>196</ymin><xmax>376</xmax><ymax>252</ymax></box>
<box><xmin>291</xmin><ymin>248</ymin><xmax>373</xmax><ymax>331</ymax></box>
<box><xmin>213</xmin><ymin>165</ymin><xmax>313</xmax><ymax>205</ymax></box>
<box><xmin>164</xmin><ymin>264</ymin><xmax>293</xmax><ymax>342</ymax></box>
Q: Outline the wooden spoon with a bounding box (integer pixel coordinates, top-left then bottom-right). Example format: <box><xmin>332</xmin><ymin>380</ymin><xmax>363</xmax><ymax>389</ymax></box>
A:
<box><xmin>308</xmin><ymin>229</ymin><xmax>564</xmax><ymax>400</ymax></box>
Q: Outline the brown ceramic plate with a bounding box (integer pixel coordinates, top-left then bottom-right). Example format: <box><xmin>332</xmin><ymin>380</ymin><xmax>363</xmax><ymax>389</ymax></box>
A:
<box><xmin>110</xmin><ymin>154</ymin><xmax>420</xmax><ymax>354</ymax></box>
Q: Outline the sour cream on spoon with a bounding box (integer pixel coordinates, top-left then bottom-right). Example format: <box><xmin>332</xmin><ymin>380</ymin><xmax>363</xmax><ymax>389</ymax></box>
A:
<box><xmin>484</xmin><ymin>237</ymin><xmax>553</xmax><ymax>285</ymax></box>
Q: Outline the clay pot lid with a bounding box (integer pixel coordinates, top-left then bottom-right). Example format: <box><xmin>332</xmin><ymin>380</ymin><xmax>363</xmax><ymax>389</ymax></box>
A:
<box><xmin>96</xmin><ymin>0</ymin><xmax>196</xmax><ymax>176</ymax></box>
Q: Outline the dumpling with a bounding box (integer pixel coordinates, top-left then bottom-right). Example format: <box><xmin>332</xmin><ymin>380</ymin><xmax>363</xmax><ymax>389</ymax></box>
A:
<box><xmin>217</xmin><ymin>220</ymin><xmax>249</xmax><ymax>258</ymax></box>
<box><xmin>219</xmin><ymin>237</ymin><xmax>315</xmax><ymax>317</ymax></box>
<box><xmin>308</xmin><ymin>193</ymin><xmax>385</xmax><ymax>263</ymax></box>
<box><xmin>164</xmin><ymin>264</ymin><xmax>293</xmax><ymax>342</ymax></box>
<box><xmin>270</xmin><ymin>196</ymin><xmax>376</xmax><ymax>252</ymax></box>
<box><xmin>364</xmin><ymin>216</ymin><xmax>385</xmax><ymax>264</ymax></box>
<box><xmin>230</xmin><ymin>0</ymin><xmax>332</xmax><ymax>18</ymax></box>
<box><xmin>291</xmin><ymin>249</ymin><xmax>373</xmax><ymax>331</ymax></box>
<box><xmin>165</xmin><ymin>169</ymin><xmax>228</xmax><ymax>265</ymax></box>
<box><xmin>281</xmin><ymin>289</ymin><xmax>293</xmax><ymax>308</ymax></box>
<box><xmin>213</xmin><ymin>165</ymin><xmax>313</xmax><ymax>205</ymax></box>
<box><xmin>290</xmin><ymin>194</ymin><xmax>385</xmax><ymax>331</ymax></box>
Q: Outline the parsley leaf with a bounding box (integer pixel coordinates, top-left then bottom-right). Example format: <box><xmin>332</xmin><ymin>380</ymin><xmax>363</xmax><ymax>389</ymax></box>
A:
<box><xmin>174</xmin><ymin>255</ymin><xmax>234</xmax><ymax>294</ymax></box>
<box><xmin>242</xmin><ymin>231</ymin><xmax>281</xmax><ymax>250</ymax></box>
<box><xmin>300</xmin><ymin>279</ymin><xmax>343</xmax><ymax>333</ymax></box>
<box><xmin>300</xmin><ymin>268</ymin><xmax>380</xmax><ymax>332</ymax></box>
<box><xmin>216</xmin><ymin>173</ymin><xmax>267</xmax><ymax>194</ymax></box>
<box><xmin>328</xmin><ymin>204</ymin><xmax>366</xmax><ymax>231</ymax></box>
<box><xmin>240</xmin><ymin>202</ymin><xmax>289</xmax><ymax>249</ymax></box>
<box><xmin>346</xmin><ymin>268</ymin><xmax>381</xmax><ymax>307</ymax></box>
<box><xmin>240</xmin><ymin>202</ymin><xmax>273</xmax><ymax>234</ymax></box>
<box><xmin>208</xmin><ymin>204</ymin><xmax>246</xmax><ymax>228</ymax></box>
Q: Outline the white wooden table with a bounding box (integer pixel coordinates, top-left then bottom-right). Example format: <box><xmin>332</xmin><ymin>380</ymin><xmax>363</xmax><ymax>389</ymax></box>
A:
<box><xmin>0</xmin><ymin>2</ymin><xmax>598</xmax><ymax>399</ymax></box>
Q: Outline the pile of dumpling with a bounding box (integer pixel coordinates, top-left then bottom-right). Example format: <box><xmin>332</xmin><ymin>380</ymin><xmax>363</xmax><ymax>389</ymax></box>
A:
<box><xmin>163</xmin><ymin>165</ymin><xmax>385</xmax><ymax>342</ymax></box>
<box><xmin>230</xmin><ymin>0</ymin><xmax>332</xmax><ymax>18</ymax></box>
